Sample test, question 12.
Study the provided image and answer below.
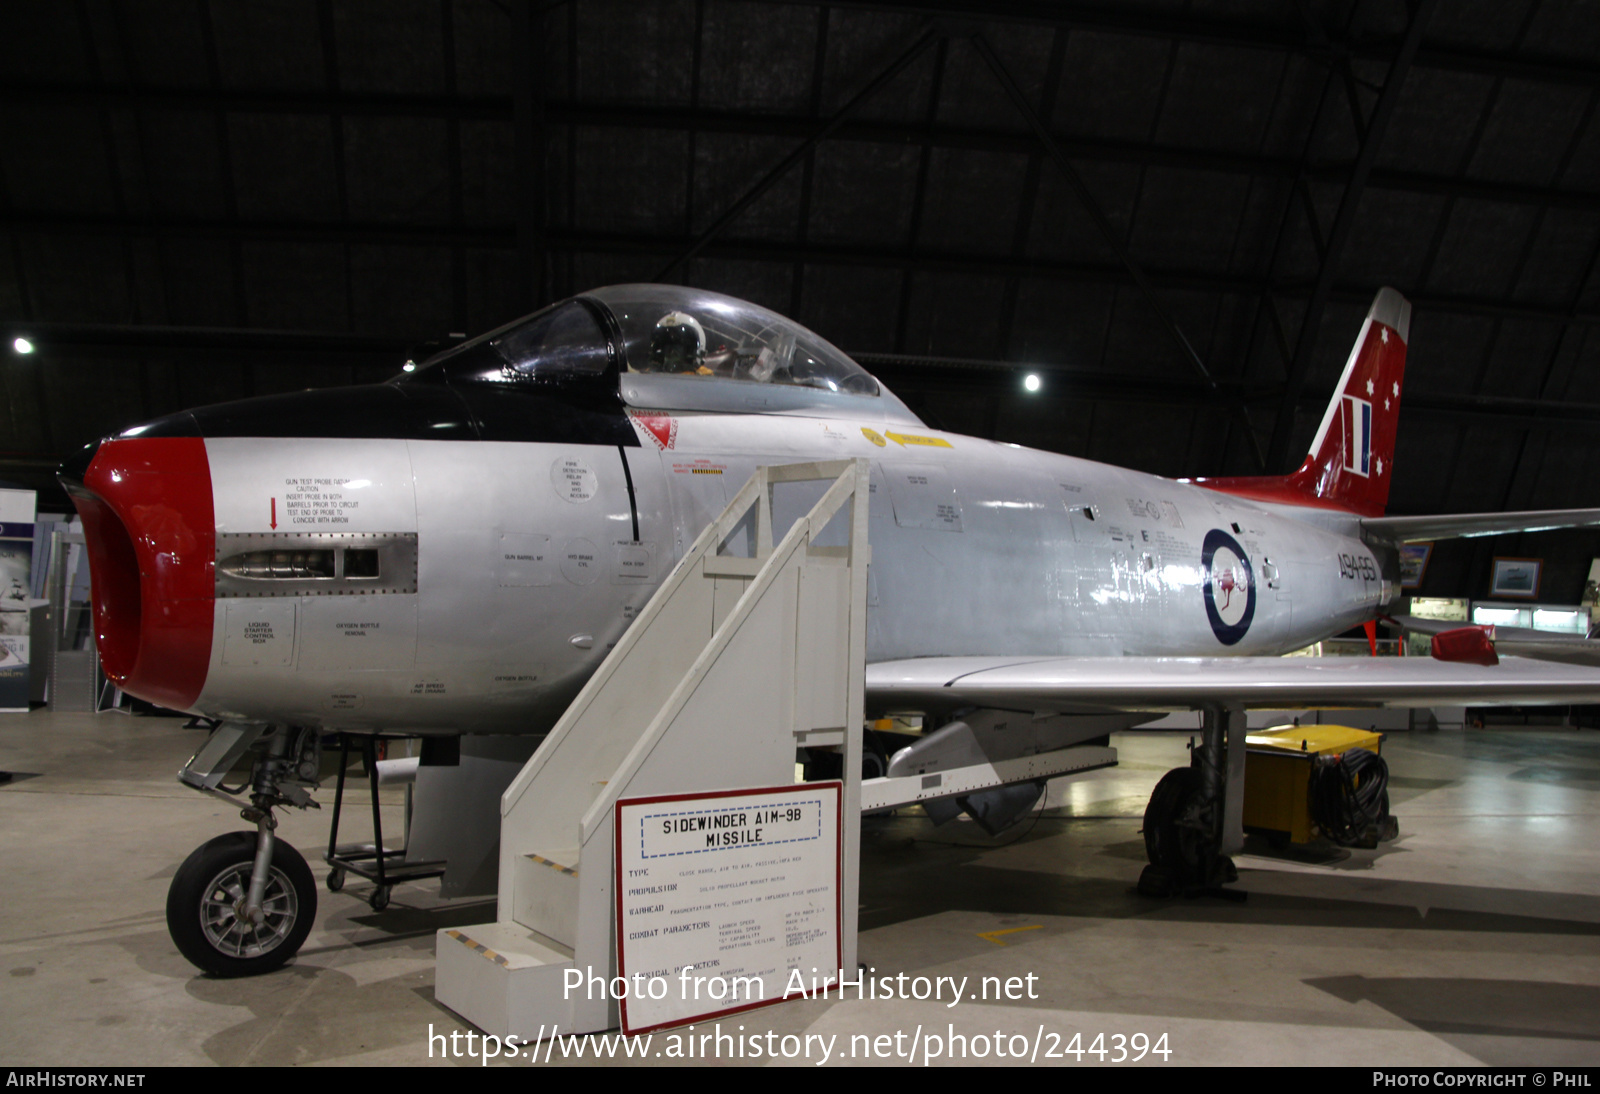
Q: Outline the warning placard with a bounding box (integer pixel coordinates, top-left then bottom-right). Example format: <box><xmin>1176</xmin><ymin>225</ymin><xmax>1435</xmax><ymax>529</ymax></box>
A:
<box><xmin>282</xmin><ymin>477</ymin><xmax>361</xmax><ymax>526</ymax></box>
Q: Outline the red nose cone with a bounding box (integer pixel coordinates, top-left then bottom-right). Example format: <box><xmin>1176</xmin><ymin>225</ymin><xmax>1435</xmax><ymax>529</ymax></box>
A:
<box><xmin>66</xmin><ymin>437</ymin><xmax>214</xmax><ymax>711</ymax></box>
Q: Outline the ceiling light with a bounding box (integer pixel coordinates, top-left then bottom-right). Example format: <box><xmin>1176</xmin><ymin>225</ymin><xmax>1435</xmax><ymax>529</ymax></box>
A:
<box><xmin>402</xmin><ymin>360</ymin><xmax>416</xmax><ymax>372</ymax></box>
<box><xmin>1023</xmin><ymin>373</ymin><xmax>1041</xmax><ymax>393</ymax></box>
<box><xmin>13</xmin><ymin>337</ymin><xmax>34</xmax><ymax>355</ymax></box>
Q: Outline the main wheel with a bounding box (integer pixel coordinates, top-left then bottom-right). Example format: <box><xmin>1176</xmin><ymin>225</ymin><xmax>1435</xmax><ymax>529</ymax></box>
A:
<box><xmin>166</xmin><ymin>832</ymin><xmax>317</xmax><ymax>977</ymax></box>
<box><xmin>1142</xmin><ymin>766</ymin><xmax>1207</xmax><ymax>880</ymax></box>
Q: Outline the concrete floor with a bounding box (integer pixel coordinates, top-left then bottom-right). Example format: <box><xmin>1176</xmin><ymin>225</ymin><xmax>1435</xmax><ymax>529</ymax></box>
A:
<box><xmin>2</xmin><ymin>710</ymin><xmax>1599</xmax><ymax>1067</ymax></box>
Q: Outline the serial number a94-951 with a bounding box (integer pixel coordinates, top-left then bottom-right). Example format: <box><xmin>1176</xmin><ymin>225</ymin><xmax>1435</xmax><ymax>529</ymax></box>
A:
<box><xmin>1338</xmin><ymin>552</ymin><xmax>1378</xmax><ymax>582</ymax></box>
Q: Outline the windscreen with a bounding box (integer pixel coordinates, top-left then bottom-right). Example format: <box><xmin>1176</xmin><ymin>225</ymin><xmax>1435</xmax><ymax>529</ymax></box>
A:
<box><xmin>407</xmin><ymin>300</ymin><xmax>613</xmax><ymax>386</ymax></box>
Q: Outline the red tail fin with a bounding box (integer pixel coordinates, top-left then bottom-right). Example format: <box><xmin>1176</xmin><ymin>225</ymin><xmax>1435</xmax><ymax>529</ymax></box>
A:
<box><xmin>1192</xmin><ymin>288</ymin><xmax>1410</xmax><ymax>518</ymax></box>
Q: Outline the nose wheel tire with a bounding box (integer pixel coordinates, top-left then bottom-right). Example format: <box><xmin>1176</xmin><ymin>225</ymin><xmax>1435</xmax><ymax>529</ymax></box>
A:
<box><xmin>166</xmin><ymin>832</ymin><xmax>317</xmax><ymax>977</ymax></box>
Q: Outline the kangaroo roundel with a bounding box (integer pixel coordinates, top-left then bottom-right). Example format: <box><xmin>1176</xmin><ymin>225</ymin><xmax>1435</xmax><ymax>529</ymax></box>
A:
<box><xmin>1202</xmin><ymin>529</ymin><xmax>1255</xmax><ymax>646</ymax></box>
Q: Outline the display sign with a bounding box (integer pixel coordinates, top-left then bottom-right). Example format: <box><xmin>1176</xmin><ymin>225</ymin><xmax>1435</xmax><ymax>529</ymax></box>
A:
<box><xmin>0</xmin><ymin>489</ymin><xmax>36</xmax><ymax>713</ymax></box>
<box><xmin>614</xmin><ymin>782</ymin><xmax>841</xmax><ymax>1036</ymax></box>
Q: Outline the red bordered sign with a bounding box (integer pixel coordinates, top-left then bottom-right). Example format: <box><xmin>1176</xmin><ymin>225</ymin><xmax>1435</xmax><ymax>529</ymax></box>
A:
<box><xmin>614</xmin><ymin>781</ymin><xmax>842</xmax><ymax>1036</ymax></box>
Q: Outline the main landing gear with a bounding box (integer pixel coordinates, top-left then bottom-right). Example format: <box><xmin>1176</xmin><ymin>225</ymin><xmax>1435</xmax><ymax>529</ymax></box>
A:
<box><xmin>1138</xmin><ymin>705</ymin><xmax>1247</xmax><ymax>901</ymax></box>
<box><xmin>169</xmin><ymin>724</ymin><xmax>323</xmax><ymax>976</ymax></box>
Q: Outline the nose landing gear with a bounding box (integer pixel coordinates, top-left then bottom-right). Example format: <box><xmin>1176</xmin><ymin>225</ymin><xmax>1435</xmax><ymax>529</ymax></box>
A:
<box><xmin>168</xmin><ymin>724</ymin><xmax>323</xmax><ymax>976</ymax></box>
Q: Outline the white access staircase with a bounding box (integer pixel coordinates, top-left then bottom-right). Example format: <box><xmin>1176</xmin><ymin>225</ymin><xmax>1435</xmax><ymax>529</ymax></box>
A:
<box><xmin>435</xmin><ymin>459</ymin><xmax>868</xmax><ymax>1038</ymax></box>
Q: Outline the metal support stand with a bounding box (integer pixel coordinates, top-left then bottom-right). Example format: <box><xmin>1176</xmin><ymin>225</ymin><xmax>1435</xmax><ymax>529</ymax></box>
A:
<box><xmin>324</xmin><ymin>735</ymin><xmax>445</xmax><ymax>910</ymax></box>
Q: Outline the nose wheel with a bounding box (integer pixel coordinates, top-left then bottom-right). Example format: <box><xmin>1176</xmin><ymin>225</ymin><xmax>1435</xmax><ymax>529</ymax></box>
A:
<box><xmin>166</xmin><ymin>831</ymin><xmax>317</xmax><ymax>977</ymax></box>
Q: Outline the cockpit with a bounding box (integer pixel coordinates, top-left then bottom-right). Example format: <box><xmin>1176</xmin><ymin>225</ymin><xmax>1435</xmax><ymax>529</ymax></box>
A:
<box><xmin>406</xmin><ymin>284</ymin><xmax>917</xmax><ymax>423</ymax></box>
<box><xmin>592</xmin><ymin>285</ymin><xmax>878</xmax><ymax>395</ymax></box>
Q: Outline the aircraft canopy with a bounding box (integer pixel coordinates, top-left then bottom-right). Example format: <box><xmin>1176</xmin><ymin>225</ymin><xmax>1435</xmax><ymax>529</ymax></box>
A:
<box><xmin>411</xmin><ymin>285</ymin><xmax>878</xmax><ymax>396</ymax></box>
<box><xmin>587</xmin><ymin>284</ymin><xmax>879</xmax><ymax>397</ymax></box>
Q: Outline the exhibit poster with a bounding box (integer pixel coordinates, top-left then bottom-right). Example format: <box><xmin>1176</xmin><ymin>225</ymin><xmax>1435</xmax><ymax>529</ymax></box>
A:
<box><xmin>1491</xmin><ymin>556</ymin><xmax>1542</xmax><ymax>599</ymax></box>
<box><xmin>614</xmin><ymin>781</ymin><xmax>842</xmax><ymax>1036</ymax></box>
<box><xmin>1398</xmin><ymin>542</ymin><xmax>1432</xmax><ymax>589</ymax></box>
<box><xmin>0</xmin><ymin>488</ymin><xmax>37</xmax><ymax>712</ymax></box>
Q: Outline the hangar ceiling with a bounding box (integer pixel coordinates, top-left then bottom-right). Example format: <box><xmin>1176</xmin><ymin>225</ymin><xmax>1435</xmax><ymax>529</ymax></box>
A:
<box><xmin>5</xmin><ymin>0</ymin><xmax>1600</xmax><ymax>598</ymax></box>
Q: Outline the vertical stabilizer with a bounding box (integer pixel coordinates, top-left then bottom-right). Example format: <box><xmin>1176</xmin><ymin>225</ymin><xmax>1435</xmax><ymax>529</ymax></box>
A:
<box><xmin>1191</xmin><ymin>289</ymin><xmax>1410</xmax><ymax>517</ymax></box>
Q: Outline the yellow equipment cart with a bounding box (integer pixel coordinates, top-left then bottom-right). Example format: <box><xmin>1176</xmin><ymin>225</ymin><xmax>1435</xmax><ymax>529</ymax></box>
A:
<box><xmin>1242</xmin><ymin>724</ymin><xmax>1386</xmax><ymax>846</ymax></box>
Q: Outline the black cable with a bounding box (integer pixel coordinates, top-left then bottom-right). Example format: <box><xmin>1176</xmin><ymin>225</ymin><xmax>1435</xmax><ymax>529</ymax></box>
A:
<box><xmin>1307</xmin><ymin>746</ymin><xmax>1391</xmax><ymax>848</ymax></box>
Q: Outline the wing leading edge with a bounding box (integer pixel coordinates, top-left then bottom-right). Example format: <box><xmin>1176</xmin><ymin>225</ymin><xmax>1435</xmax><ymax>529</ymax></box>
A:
<box><xmin>865</xmin><ymin>654</ymin><xmax>1600</xmax><ymax>715</ymax></box>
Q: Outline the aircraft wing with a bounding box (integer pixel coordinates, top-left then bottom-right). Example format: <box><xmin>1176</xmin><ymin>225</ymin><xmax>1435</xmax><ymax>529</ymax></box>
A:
<box><xmin>864</xmin><ymin>654</ymin><xmax>1600</xmax><ymax>715</ymax></box>
<box><xmin>1362</xmin><ymin>508</ymin><xmax>1600</xmax><ymax>543</ymax></box>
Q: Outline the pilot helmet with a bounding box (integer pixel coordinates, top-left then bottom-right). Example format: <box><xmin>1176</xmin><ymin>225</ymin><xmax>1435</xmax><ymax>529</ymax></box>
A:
<box><xmin>648</xmin><ymin>311</ymin><xmax>706</xmax><ymax>373</ymax></box>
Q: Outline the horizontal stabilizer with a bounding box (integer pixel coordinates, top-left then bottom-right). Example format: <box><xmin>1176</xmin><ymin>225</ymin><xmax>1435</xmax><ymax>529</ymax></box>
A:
<box><xmin>1390</xmin><ymin>613</ymin><xmax>1600</xmax><ymax>668</ymax></box>
<box><xmin>1363</xmin><ymin>508</ymin><xmax>1600</xmax><ymax>543</ymax></box>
